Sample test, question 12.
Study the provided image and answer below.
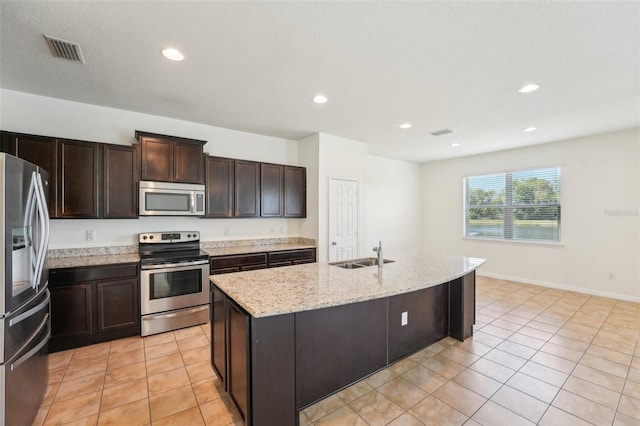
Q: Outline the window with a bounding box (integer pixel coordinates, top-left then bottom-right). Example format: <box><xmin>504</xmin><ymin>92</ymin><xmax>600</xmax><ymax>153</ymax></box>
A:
<box><xmin>464</xmin><ymin>167</ymin><xmax>561</xmax><ymax>242</ymax></box>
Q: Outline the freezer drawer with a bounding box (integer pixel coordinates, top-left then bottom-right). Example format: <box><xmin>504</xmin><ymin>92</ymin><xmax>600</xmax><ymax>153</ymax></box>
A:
<box><xmin>0</xmin><ymin>314</ymin><xmax>49</xmax><ymax>426</ymax></box>
<box><xmin>1</xmin><ymin>289</ymin><xmax>50</xmax><ymax>363</ymax></box>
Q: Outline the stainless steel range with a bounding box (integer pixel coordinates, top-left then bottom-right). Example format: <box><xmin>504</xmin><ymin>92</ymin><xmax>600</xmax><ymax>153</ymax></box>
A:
<box><xmin>139</xmin><ymin>231</ymin><xmax>209</xmax><ymax>336</ymax></box>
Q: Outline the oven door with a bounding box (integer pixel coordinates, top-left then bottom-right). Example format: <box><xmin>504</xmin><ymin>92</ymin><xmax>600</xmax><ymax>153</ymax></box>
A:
<box><xmin>140</xmin><ymin>260</ymin><xmax>209</xmax><ymax>315</ymax></box>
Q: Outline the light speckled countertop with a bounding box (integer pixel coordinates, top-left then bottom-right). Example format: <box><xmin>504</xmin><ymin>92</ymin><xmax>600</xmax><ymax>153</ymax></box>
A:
<box><xmin>210</xmin><ymin>252</ymin><xmax>486</xmax><ymax>318</ymax></box>
<box><xmin>45</xmin><ymin>238</ymin><xmax>316</xmax><ymax>269</ymax></box>
<box><xmin>203</xmin><ymin>243</ymin><xmax>316</xmax><ymax>257</ymax></box>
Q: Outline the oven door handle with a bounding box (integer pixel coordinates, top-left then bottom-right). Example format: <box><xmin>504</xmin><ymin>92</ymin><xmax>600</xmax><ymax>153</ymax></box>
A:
<box><xmin>141</xmin><ymin>259</ymin><xmax>209</xmax><ymax>270</ymax></box>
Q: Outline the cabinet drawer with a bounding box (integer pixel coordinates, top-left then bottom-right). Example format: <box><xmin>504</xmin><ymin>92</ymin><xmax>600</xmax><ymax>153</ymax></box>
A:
<box><xmin>268</xmin><ymin>249</ymin><xmax>315</xmax><ymax>264</ymax></box>
<box><xmin>50</xmin><ymin>264</ymin><xmax>138</xmax><ymax>284</ymax></box>
<box><xmin>210</xmin><ymin>253</ymin><xmax>268</xmax><ymax>269</ymax></box>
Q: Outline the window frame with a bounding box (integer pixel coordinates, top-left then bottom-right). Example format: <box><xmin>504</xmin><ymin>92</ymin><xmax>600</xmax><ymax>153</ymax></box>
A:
<box><xmin>463</xmin><ymin>167</ymin><xmax>562</xmax><ymax>244</ymax></box>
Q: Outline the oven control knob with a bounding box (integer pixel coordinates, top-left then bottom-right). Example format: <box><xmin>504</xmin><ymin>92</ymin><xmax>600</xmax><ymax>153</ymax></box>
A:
<box><xmin>142</xmin><ymin>235</ymin><xmax>147</xmax><ymax>240</ymax></box>
<box><xmin>149</xmin><ymin>235</ymin><xmax>154</xmax><ymax>240</ymax></box>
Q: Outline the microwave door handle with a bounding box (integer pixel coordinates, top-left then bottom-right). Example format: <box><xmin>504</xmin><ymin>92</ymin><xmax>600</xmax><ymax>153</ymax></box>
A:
<box><xmin>33</xmin><ymin>172</ymin><xmax>50</xmax><ymax>289</ymax></box>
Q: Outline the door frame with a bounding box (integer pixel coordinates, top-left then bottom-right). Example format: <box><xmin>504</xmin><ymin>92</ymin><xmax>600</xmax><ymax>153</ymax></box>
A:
<box><xmin>328</xmin><ymin>176</ymin><xmax>360</xmax><ymax>262</ymax></box>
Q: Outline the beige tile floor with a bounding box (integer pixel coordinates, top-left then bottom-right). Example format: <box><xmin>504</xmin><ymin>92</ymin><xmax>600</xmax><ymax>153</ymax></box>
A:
<box><xmin>35</xmin><ymin>276</ymin><xmax>640</xmax><ymax>425</ymax></box>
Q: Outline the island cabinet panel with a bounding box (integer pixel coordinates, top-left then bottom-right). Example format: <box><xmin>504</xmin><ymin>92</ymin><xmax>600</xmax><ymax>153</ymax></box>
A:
<box><xmin>205</xmin><ymin>156</ymin><xmax>234</xmax><ymax>217</ymax></box>
<box><xmin>449</xmin><ymin>271</ymin><xmax>476</xmax><ymax>341</ymax></box>
<box><xmin>260</xmin><ymin>163</ymin><xmax>284</xmax><ymax>217</ymax></box>
<box><xmin>283</xmin><ymin>166</ymin><xmax>306</xmax><ymax>218</ymax></box>
<box><xmin>102</xmin><ymin>144</ymin><xmax>138</xmax><ymax>218</ymax></box>
<box><xmin>388</xmin><ymin>284</ymin><xmax>449</xmax><ymax>364</ymax></box>
<box><xmin>49</xmin><ymin>264</ymin><xmax>140</xmax><ymax>352</ymax></box>
<box><xmin>210</xmin><ymin>285</ymin><xmax>227</xmax><ymax>388</ymax></box>
<box><xmin>250</xmin><ymin>314</ymin><xmax>296</xmax><ymax>426</ymax></box>
<box><xmin>235</xmin><ymin>160</ymin><xmax>260</xmax><ymax>217</ymax></box>
<box><xmin>227</xmin><ymin>299</ymin><xmax>250</xmax><ymax>423</ymax></box>
<box><xmin>295</xmin><ymin>298</ymin><xmax>388</xmax><ymax>408</ymax></box>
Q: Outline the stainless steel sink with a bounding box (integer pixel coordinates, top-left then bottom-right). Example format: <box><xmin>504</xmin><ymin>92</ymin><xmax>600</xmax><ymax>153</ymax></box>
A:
<box><xmin>330</xmin><ymin>257</ymin><xmax>395</xmax><ymax>269</ymax></box>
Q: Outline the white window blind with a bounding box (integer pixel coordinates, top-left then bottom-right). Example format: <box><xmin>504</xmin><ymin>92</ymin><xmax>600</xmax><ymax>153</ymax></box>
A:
<box><xmin>464</xmin><ymin>167</ymin><xmax>561</xmax><ymax>242</ymax></box>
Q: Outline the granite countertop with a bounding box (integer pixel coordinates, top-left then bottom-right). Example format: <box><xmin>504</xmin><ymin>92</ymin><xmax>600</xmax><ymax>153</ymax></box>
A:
<box><xmin>45</xmin><ymin>238</ymin><xmax>317</xmax><ymax>269</ymax></box>
<box><xmin>46</xmin><ymin>253</ymin><xmax>141</xmax><ymax>269</ymax></box>
<box><xmin>203</xmin><ymin>243</ymin><xmax>316</xmax><ymax>257</ymax></box>
<box><xmin>210</xmin><ymin>251</ymin><xmax>486</xmax><ymax>318</ymax></box>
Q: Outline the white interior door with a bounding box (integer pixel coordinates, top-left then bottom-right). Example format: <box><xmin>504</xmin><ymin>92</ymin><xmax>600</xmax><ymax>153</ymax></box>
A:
<box><xmin>329</xmin><ymin>178</ymin><xmax>359</xmax><ymax>262</ymax></box>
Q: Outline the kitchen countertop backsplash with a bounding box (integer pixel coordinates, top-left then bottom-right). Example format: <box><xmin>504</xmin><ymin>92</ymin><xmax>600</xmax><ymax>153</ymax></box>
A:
<box><xmin>46</xmin><ymin>237</ymin><xmax>316</xmax><ymax>269</ymax></box>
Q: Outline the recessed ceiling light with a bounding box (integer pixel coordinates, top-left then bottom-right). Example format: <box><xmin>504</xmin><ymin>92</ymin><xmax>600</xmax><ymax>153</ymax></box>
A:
<box><xmin>523</xmin><ymin>127</ymin><xmax>537</xmax><ymax>132</ymax></box>
<box><xmin>518</xmin><ymin>83</ymin><xmax>540</xmax><ymax>93</ymax></box>
<box><xmin>450</xmin><ymin>143</ymin><xmax>461</xmax><ymax>147</ymax></box>
<box><xmin>399</xmin><ymin>123</ymin><xmax>412</xmax><ymax>129</ymax></box>
<box><xmin>162</xmin><ymin>48</ymin><xmax>184</xmax><ymax>61</ymax></box>
<box><xmin>313</xmin><ymin>94</ymin><xmax>328</xmax><ymax>104</ymax></box>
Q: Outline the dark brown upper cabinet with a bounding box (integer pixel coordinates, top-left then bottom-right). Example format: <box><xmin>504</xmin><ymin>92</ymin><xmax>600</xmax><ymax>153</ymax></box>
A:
<box><xmin>284</xmin><ymin>166</ymin><xmax>306</xmax><ymax>218</ymax></box>
<box><xmin>136</xmin><ymin>131</ymin><xmax>206</xmax><ymax>184</ymax></box>
<box><xmin>7</xmin><ymin>133</ymin><xmax>58</xmax><ymax>216</ymax></box>
<box><xmin>260</xmin><ymin>163</ymin><xmax>283</xmax><ymax>217</ymax></box>
<box><xmin>234</xmin><ymin>160</ymin><xmax>260</xmax><ymax>217</ymax></box>
<box><xmin>205</xmin><ymin>155</ymin><xmax>234</xmax><ymax>218</ymax></box>
<box><xmin>57</xmin><ymin>139</ymin><xmax>100</xmax><ymax>218</ymax></box>
<box><xmin>102</xmin><ymin>144</ymin><xmax>138</xmax><ymax>218</ymax></box>
<box><xmin>5</xmin><ymin>131</ymin><xmax>138</xmax><ymax>219</ymax></box>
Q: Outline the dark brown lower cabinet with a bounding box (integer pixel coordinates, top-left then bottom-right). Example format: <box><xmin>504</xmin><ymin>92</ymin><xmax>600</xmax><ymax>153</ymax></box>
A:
<box><xmin>449</xmin><ymin>272</ymin><xmax>476</xmax><ymax>341</ymax></box>
<box><xmin>210</xmin><ymin>248</ymin><xmax>316</xmax><ymax>275</ymax></box>
<box><xmin>388</xmin><ymin>285</ymin><xmax>449</xmax><ymax>364</ymax></box>
<box><xmin>210</xmin><ymin>271</ymin><xmax>476</xmax><ymax>426</ymax></box>
<box><xmin>49</xmin><ymin>263</ymin><xmax>140</xmax><ymax>352</ymax></box>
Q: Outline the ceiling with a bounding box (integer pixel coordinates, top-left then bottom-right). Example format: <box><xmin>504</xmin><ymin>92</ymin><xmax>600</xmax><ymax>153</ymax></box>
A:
<box><xmin>1</xmin><ymin>1</ymin><xmax>638</xmax><ymax>163</ymax></box>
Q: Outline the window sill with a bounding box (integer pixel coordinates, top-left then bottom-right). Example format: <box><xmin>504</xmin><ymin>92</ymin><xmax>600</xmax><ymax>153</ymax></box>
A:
<box><xmin>462</xmin><ymin>236</ymin><xmax>564</xmax><ymax>247</ymax></box>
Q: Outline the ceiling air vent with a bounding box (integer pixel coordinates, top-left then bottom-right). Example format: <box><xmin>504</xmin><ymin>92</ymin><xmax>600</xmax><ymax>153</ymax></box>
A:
<box><xmin>43</xmin><ymin>35</ymin><xmax>86</xmax><ymax>64</ymax></box>
<box><xmin>430</xmin><ymin>128</ymin><xmax>453</xmax><ymax>137</ymax></box>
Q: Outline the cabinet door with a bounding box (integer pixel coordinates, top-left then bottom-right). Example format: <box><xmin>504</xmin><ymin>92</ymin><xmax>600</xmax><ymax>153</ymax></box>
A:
<box><xmin>211</xmin><ymin>285</ymin><xmax>227</xmax><ymax>388</ymax></box>
<box><xmin>50</xmin><ymin>284</ymin><xmax>93</xmax><ymax>339</ymax></box>
<box><xmin>57</xmin><ymin>139</ymin><xmax>100</xmax><ymax>218</ymax></box>
<box><xmin>260</xmin><ymin>163</ymin><xmax>283</xmax><ymax>217</ymax></box>
<box><xmin>103</xmin><ymin>144</ymin><xmax>138</xmax><ymax>218</ymax></box>
<box><xmin>234</xmin><ymin>160</ymin><xmax>260</xmax><ymax>217</ymax></box>
<box><xmin>227</xmin><ymin>299</ymin><xmax>250</xmax><ymax>422</ymax></box>
<box><xmin>283</xmin><ymin>166</ymin><xmax>306</xmax><ymax>218</ymax></box>
<box><xmin>96</xmin><ymin>278</ymin><xmax>139</xmax><ymax>334</ymax></box>
<box><xmin>9</xmin><ymin>133</ymin><xmax>57</xmax><ymax>216</ymax></box>
<box><xmin>174</xmin><ymin>141</ymin><xmax>204</xmax><ymax>184</ymax></box>
<box><xmin>205</xmin><ymin>156</ymin><xmax>234</xmax><ymax>217</ymax></box>
<box><xmin>140</xmin><ymin>136</ymin><xmax>173</xmax><ymax>182</ymax></box>
<box><xmin>449</xmin><ymin>271</ymin><xmax>475</xmax><ymax>341</ymax></box>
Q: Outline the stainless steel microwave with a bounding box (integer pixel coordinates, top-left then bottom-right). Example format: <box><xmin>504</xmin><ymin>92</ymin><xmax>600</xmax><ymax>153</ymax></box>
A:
<box><xmin>139</xmin><ymin>181</ymin><xmax>205</xmax><ymax>216</ymax></box>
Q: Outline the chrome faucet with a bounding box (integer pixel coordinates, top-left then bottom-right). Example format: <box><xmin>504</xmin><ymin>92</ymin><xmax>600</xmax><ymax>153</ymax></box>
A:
<box><xmin>373</xmin><ymin>241</ymin><xmax>383</xmax><ymax>265</ymax></box>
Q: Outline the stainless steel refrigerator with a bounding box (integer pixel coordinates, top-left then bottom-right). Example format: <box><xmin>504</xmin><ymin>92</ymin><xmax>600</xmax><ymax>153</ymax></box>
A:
<box><xmin>0</xmin><ymin>153</ymin><xmax>51</xmax><ymax>426</ymax></box>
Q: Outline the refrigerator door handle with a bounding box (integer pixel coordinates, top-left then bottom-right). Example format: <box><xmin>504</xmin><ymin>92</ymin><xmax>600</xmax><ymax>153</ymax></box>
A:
<box><xmin>10</xmin><ymin>316</ymin><xmax>50</xmax><ymax>371</ymax></box>
<box><xmin>32</xmin><ymin>171</ymin><xmax>50</xmax><ymax>290</ymax></box>
<box><xmin>9</xmin><ymin>289</ymin><xmax>50</xmax><ymax>327</ymax></box>
<box><xmin>24</xmin><ymin>172</ymin><xmax>39</xmax><ymax>288</ymax></box>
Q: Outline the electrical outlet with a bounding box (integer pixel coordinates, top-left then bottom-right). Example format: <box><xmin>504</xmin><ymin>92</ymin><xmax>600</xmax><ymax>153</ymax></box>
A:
<box><xmin>270</xmin><ymin>227</ymin><xmax>275</xmax><ymax>233</ymax></box>
<box><xmin>608</xmin><ymin>272</ymin><xmax>615</xmax><ymax>280</ymax></box>
<box><xmin>401</xmin><ymin>311</ymin><xmax>408</xmax><ymax>326</ymax></box>
<box><xmin>224</xmin><ymin>227</ymin><xmax>229</xmax><ymax>236</ymax></box>
<box><xmin>86</xmin><ymin>230</ymin><xmax>96</xmax><ymax>242</ymax></box>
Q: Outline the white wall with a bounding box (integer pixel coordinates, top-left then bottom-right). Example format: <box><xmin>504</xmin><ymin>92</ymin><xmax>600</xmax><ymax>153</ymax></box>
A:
<box><xmin>0</xmin><ymin>89</ymin><xmax>302</xmax><ymax>248</ymax></box>
<box><xmin>316</xmin><ymin>134</ymin><xmax>368</xmax><ymax>262</ymax></box>
<box><xmin>366</xmin><ymin>155</ymin><xmax>422</xmax><ymax>257</ymax></box>
<box><xmin>421</xmin><ymin>128</ymin><xmax>640</xmax><ymax>301</ymax></box>
<box><xmin>297</xmin><ymin>134</ymin><xmax>320</xmax><ymax>244</ymax></box>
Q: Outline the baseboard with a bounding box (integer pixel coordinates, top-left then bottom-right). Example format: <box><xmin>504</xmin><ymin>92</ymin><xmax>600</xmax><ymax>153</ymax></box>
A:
<box><xmin>476</xmin><ymin>272</ymin><xmax>640</xmax><ymax>303</ymax></box>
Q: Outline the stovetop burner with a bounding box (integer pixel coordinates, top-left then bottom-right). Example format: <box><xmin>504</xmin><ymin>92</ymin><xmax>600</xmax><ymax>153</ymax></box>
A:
<box><xmin>138</xmin><ymin>231</ymin><xmax>209</xmax><ymax>265</ymax></box>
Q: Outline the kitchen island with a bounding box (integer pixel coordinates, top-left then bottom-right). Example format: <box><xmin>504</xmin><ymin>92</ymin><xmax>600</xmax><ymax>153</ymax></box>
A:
<box><xmin>210</xmin><ymin>252</ymin><xmax>485</xmax><ymax>426</ymax></box>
